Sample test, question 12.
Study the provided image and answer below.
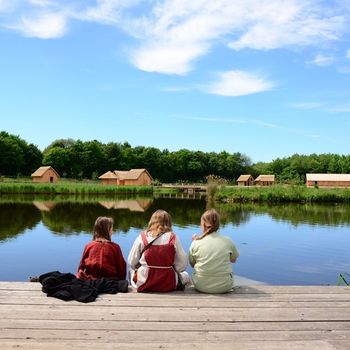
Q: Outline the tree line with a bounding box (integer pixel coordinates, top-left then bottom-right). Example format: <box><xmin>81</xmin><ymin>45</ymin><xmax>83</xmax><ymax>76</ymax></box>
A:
<box><xmin>1</xmin><ymin>131</ymin><xmax>350</xmax><ymax>183</ymax></box>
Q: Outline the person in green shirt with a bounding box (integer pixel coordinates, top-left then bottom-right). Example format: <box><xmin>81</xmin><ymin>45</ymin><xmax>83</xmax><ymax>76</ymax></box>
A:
<box><xmin>189</xmin><ymin>209</ymin><xmax>239</xmax><ymax>293</ymax></box>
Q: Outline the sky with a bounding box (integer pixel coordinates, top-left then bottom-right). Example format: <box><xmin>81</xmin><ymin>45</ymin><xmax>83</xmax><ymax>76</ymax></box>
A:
<box><xmin>0</xmin><ymin>0</ymin><xmax>350</xmax><ymax>163</ymax></box>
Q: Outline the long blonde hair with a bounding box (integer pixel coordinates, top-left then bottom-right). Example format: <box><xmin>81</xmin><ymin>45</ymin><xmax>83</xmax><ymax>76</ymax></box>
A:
<box><xmin>196</xmin><ymin>209</ymin><xmax>220</xmax><ymax>240</ymax></box>
<box><xmin>147</xmin><ymin>210</ymin><xmax>172</xmax><ymax>237</ymax></box>
<box><xmin>93</xmin><ymin>216</ymin><xmax>114</xmax><ymax>241</ymax></box>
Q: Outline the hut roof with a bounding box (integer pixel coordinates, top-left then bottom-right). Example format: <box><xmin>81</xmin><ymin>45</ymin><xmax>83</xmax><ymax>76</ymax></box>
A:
<box><xmin>31</xmin><ymin>166</ymin><xmax>60</xmax><ymax>178</ymax></box>
<box><xmin>33</xmin><ymin>201</ymin><xmax>56</xmax><ymax>212</ymax></box>
<box><xmin>113</xmin><ymin>169</ymin><xmax>152</xmax><ymax>181</ymax></box>
<box><xmin>98</xmin><ymin>171</ymin><xmax>118</xmax><ymax>179</ymax></box>
<box><xmin>237</xmin><ymin>175</ymin><xmax>253</xmax><ymax>181</ymax></box>
<box><xmin>255</xmin><ymin>174</ymin><xmax>275</xmax><ymax>182</ymax></box>
<box><xmin>99</xmin><ymin>199</ymin><xmax>152</xmax><ymax>212</ymax></box>
<box><xmin>306</xmin><ymin>173</ymin><xmax>350</xmax><ymax>181</ymax></box>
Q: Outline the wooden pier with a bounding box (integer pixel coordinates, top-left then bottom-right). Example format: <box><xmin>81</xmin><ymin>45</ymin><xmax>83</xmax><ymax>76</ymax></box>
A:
<box><xmin>0</xmin><ymin>282</ymin><xmax>349</xmax><ymax>349</ymax></box>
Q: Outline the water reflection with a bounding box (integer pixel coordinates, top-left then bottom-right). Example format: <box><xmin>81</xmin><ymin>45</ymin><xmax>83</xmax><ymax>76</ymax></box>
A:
<box><xmin>0</xmin><ymin>196</ymin><xmax>208</xmax><ymax>238</ymax></box>
<box><xmin>1</xmin><ymin>197</ymin><xmax>350</xmax><ymax>240</ymax></box>
<box><xmin>218</xmin><ymin>203</ymin><xmax>350</xmax><ymax>227</ymax></box>
<box><xmin>0</xmin><ymin>203</ymin><xmax>41</xmax><ymax>241</ymax></box>
<box><xmin>98</xmin><ymin>199</ymin><xmax>152</xmax><ymax>212</ymax></box>
<box><xmin>0</xmin><ymin>195</ymin><xmax>350</xmax><ymax>284</ymax></box>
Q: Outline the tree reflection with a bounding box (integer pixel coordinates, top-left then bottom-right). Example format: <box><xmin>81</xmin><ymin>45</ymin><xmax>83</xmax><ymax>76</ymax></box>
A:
<box><xmin>1</xmin><ymin>197</ymin><xmax>349</xmax><ymax>242</ymax></box>
<box><xmin>0</xmin><ymin>203</ymin><xmax>41</xmax><ymax>241</ymax></box>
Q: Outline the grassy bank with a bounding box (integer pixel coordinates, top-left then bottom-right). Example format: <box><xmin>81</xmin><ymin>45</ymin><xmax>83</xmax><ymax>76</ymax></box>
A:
<box><xmin>216</xmin><ymin>185</ymin><xmax>350</xmax><ymax>203</ymax></box>
<box><xmin>0</xmin><ymin>181</ymin><xmax>153</xmax><ymax>195</ymax></box>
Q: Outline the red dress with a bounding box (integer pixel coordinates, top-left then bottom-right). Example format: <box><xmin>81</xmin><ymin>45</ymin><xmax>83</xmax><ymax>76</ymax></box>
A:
<box><xmin>137</xmin><ymin>231</ymin><xmax>177</xmax><ymax>292</ymax></box>
<box><xmin>77</xmin><ymin>241</ymin><xmax>126</xmax><ymax>280</ymax></box>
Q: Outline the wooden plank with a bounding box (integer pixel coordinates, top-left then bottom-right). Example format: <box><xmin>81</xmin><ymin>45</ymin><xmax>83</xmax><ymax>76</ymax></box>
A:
<box><xmin>0</xmin><ymin>340</ymin><xmax>345</xmax><ymax>350</ymax></box>
<box><xmin>1</xmin><ymin>329</ymin><xmax>350</xmax><ymax>342</ymax></box>
<box><xmin>1</xmin><ymin>304</ymin><xmax>350</xmax><ymax>322</ymax></box>
<box><xmin>0</xmin><ymin>283</ymin><xmax>348</xmax><ymax>294</ymax></box>
<box><xmin>0</xmin><ymin>282</ymin><xmax>349</xmax><ymax>350</ymax></box>
<box><xmin>0</xmin><ymin>290</ymin><xmax>350</xmax><ymax>302</ymax></box>
<box><xmin>1</xmin><ymin>319</ymin><xmax>350</xmax><ymax>332</ymax></box>
<box><xmin>2</xmin><ymin>298</ymin><xmax>350</xmax><ymax>308</ymax></box>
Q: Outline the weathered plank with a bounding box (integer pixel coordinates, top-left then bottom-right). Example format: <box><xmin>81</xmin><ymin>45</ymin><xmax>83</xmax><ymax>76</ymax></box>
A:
<box><xmin>0</xmin><ymin>340</ymin><xmax>345</xmax><ymax>350</ymax></box>
<box><xmin>0</xmin><ymin>282</ymin><xmax>349</xmax><ymax>350</ymax></box>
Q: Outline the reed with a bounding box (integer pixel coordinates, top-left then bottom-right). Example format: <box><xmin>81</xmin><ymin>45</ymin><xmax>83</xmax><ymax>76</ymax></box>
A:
<box><xmin>0</xmin><ymin>181</ymin><xmax>153</xmax><ymax>195</ymax></box>
<box><xmin>217</xmin><ymin>185</ymin><xmax>350</xmax><ymax>203</ymax></box>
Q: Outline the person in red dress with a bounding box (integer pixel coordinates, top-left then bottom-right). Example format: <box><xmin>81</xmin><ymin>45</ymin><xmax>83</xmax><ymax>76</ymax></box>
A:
<box><xmin>77</xmin><ymin>216</ymin><xmax>126</xmax><ymax>280</ymax></box>
<box><xmin>128</xmin><ymin>210</ymin><xmax>189</xmax><ymax>292</ymax></box>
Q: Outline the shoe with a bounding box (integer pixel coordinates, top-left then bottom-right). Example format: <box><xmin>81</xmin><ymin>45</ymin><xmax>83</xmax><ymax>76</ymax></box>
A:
<box><xmin>29</xmin><ymin>276</ymin><xmax>39</xmax><ymax>282</ymax></box>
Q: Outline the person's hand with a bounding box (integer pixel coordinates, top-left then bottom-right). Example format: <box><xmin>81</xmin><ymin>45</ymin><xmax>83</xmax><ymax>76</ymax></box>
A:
<box><xmin>192</xmin><ymin>234</ymin><xmax>199</xmax><ymax>241</ymax></box>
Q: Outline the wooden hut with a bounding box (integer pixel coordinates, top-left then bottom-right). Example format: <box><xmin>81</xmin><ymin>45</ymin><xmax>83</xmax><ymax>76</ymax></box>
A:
<box><xmin>255</xmin><ymin>174</ymin><xmax>275</xmax><ymax>186</ymax></box>
<box><xmin>114</xmin><ymin>169</ymin><xmax>153</xmax><ymax>186</ymax></box>
<box><xmin>306</xmin><ymin>174</ymin><xmax>350</xmax><ymax>188</ymax></box>
<box><xmin>237</xmin><ymin>174</ymin><xmax>254</xmax><ymax>187</ymax></box>
<box><xmin>31</xmin><ymin>166</ymin><xmax>60</xmax><ymax>183</ymax></box>
<box><xmin>98</xmin><ymin>171</ymin><xmax>119</xmax><ymax>185</ymax></box>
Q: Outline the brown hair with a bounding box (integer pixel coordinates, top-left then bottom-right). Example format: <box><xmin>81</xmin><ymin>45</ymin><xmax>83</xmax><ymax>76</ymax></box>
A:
<box><xmin>196</xmin><ymin>209</ymin><xmax>220</xmax><ymax>240</ymax></box>
<box><xmin>147</xmin><ymin>210</ymin><xmax>172</xmax><ymax>237</ymax></box>
<box><xmin>93</xmin><ymin>216</ymin><xmax>114</xmax><ymax>241</ymax></box>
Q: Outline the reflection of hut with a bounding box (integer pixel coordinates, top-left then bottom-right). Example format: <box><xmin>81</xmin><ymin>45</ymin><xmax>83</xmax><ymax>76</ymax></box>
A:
<box><xmin>255</xmin><ymin>175</ymin><xmax>275</xmax><ymax>186</ymax></box>
<box><xmin>306</xmin><ymin>174</ymin><xmax>350</xmax><ymax>188</ymax></box>
<box><xmin>33</xmin><ymin>201</ymin><xmax>57</xmax><ymax>212</ymax></box>
<box><xmin>98</xmin><ymin>171</ymin><xmax>119</xmax><ymax>185</ymax></box>
<box><xmin>99</xmin><ymin>169</ymin><xmax>153</xmax><ymax>186</ymax></box>
<box><xmin>99</xmin><ymin>199</ymin><xmax>152</xmax><ymax>212</ymax></box>
<box><xmin>31</xmin><ymin>166</ymin><xmax>60</xmax><ymax>183</ymax></box>
<box><xmin>237</xmin><ymin>175</ymin><xmax>254</xmax><ymax>187</ymax></box>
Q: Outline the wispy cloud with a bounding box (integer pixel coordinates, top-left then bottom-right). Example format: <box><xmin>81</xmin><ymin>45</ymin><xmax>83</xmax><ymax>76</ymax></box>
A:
<box><xmin>291</xmin><ymin>101</ymin><xmax>350</xmax><ymax>114</ymax></box>
<box><xmin>170</xmin><ymin>113</ymin><xmax>342</xmax><ymax>143</ymax></box>
<box><xmin>171</xmin><ymin>114</ymin><xmax>247</xmax><ymax>125</ymax></box>
<box><xmin>290</xmin><ymin>102</ymin><xmax>325</xmax><ymax>110</ymax></box>
<box><xmin>28</xmin><ymin>0</ymin><xmax>55</xmax><ymax>7</ymax></box>
<box><xmin>347</xmin><ymin>49</ymin><xmax>350</xmax><ymax>59</ymax></box>
<box><xmin>0</xmin><ymin>0</ymin><xmax>349</xmax><ymax>74</ymax></box>
<box><xmin>327</xmin><ymin>104</ymin><xmax>350</xmax><ymax>113</ymax></box>
<box><xmin>204</xmin><ymin>70</ymin><xmax>274</xmax><ymax>96</ymax></box>
<box><xmin>308</xmin><ymin>54</ymin><xmax>335</xmax><ymax>67</ymax></box>
<box><xmin>12</xmin><ymin>11</ymin><xmax>67</xmax><ymax>39</ymax></box>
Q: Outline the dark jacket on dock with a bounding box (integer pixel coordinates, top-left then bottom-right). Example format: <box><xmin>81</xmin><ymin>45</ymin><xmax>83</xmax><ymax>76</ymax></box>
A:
<box><xmin>39</xmin><ymin>271</ymin><xmax>128</xmax><ymax>303</ymax></box>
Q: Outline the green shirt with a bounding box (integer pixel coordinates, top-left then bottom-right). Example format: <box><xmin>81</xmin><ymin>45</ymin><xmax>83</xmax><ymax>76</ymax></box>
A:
<box><xmin>189</xmin><ymin>231</ymin><xmax>239</xmax><ymax>293</ymax></box>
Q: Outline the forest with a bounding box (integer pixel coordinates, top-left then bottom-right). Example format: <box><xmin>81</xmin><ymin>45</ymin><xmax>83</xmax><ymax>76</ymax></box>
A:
<box><xmin>1</xmin><ymin>131</ymin><xmax>350</xmax><ymax>184</ymax></box>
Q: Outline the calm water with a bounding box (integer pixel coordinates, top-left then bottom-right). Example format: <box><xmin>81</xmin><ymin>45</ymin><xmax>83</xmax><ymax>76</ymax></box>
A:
<box><xmin>0</xmin><ymin>195</ymin><xmax>349</xmax><ymax>285</ymax></box>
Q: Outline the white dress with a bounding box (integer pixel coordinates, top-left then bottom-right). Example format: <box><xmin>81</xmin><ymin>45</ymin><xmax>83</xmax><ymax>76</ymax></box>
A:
<box><xmin>128</xmin><ymin>231</ymin><xmax>190</xmax><ymax>289</ymax></box>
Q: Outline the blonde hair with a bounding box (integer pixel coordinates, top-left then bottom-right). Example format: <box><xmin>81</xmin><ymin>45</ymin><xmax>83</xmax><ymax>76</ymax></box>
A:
<box><xmin>147</xmin><ymin>210</ymin><xmax>172</xmax><ymax>237</ymax></box>
<box><xmin>196</xmin><ymin>209</ymin><xmax>220</xmax><ymax>240</ymax></box>
<box><xmin>93</xmin><ymin>216</ymin><xmax>114</xmax><ymax>241</ymax></box>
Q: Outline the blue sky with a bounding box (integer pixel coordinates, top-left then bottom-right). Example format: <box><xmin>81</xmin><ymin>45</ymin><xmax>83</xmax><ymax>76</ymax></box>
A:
<box><xmin>0</xmin><ymin>0</ymin><xmax>350</xmax><ymax>163</ymax></box>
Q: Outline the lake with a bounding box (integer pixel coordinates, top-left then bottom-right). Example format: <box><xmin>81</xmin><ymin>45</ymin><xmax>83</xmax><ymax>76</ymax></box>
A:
<box><xmin>0</xmin><ymin>195</ymin><xmax>349</xmax><ymax>285</ymax></box>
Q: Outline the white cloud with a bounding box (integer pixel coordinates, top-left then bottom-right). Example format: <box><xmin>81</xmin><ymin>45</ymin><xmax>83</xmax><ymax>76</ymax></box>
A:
<box><xmin>347</xmin><ymin>49</ymin><xmax>350</xmax><ymax>59</ymax></box>
<box><xmin>128</xmin><ymin>0</ymin><xmax>348</xmax><ymax>74</ymax></box>
<box><xmin>130</xmin><ymin>44</ymin><xmax>207</xmax><ymax>75</ymax></box>
<box><xmin>309</xmin><ymin>54</ymin><xmax>335</xmax><ymax>66</ymax></box>
<box><xmin>228</xmin><ymin>9</ymin><xmax>345</xmax><ymax>51</ymax></box>
<box><xmin>74</xmin><ymin>0</ymin><xmax>140</xmax><ymax>25</ymax></box>
<box><xmin>0</xmin><ymin>0</ymin><xmax>349</xmax><ymax>74</ymax></box>
<box><xmin>15</xmin><ymin>12</ymin><xmax>67</xmax><ymax>39</ymax></box>
<box><xmin>205</xmin><ymin>70</ymin><xmax>273</xmax><ymax>96</ymax></box>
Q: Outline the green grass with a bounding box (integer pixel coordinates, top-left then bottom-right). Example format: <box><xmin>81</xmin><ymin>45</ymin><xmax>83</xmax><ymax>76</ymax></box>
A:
<box><xmin>0</xmin><ymin>180</ymin><xmax>153</xmax><ymax>195</ymax></box>
<box><xmin>216</xmin><ymin>185</ymin><xmax>350</xmax><ymax>203</ymax></box>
